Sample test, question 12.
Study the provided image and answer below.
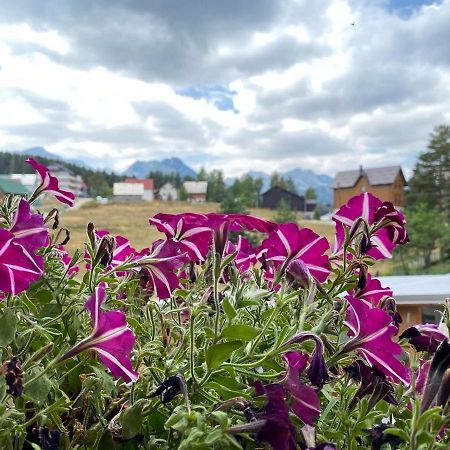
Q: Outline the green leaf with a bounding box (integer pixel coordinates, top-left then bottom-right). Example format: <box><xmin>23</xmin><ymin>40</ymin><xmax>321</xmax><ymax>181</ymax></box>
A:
<box><xmin>25</xmin><ymin>368</ymin><xmax>52</xmax><ymax>404</ymax></box>
<box><xmin>205</xmin><ymin>341</ymin><xmax>243</xmax><ymax>370</ymax></box>
<box><xmin>34</xmin><ymin>290</ymin><xmax>53</xmax><ymax>304</ymax></box>
<box><xmin>0</xmin><ymin>308</ymin><xmax>17</xmax><ymax>346</ymax></box>
<box><xmin>220</xmin><ymin>324</ymin><xmax>260</xmax><ymax>341</ymax></box>
<box><xmin>119</xmin><ymin>399</ymin><xmax>148</xmax><ymax>440</ymax></box>
<box><xmin>383</xmin><ymin>428</ymin><xmax>410</xmax><ymax>442</ymax></box>
<box><xmin>222</xmin><ymin>297</ymin><xmax>237</xmax><ymax>321</ymax></box>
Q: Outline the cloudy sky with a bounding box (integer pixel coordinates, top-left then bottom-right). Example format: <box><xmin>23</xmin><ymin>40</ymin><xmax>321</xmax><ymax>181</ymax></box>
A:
<box><xmin>0</xmin><ymin>0</ymin><xmax>449</xmax><ymax>176</ymax></box>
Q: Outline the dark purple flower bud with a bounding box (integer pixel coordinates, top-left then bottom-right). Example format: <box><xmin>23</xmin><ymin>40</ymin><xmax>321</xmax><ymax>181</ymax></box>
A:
<box><xmin>436</xmin><ymin>368</ymin><xmax>450</xmax><ymax>408</ymax></box>
<box><xmin>400</xmin><ymin>324</ymin><xmax>447</xmax><ymax>354</ymax></box>
<box><xmin>345</xmin><ymin>361</ymin><xmax>397</xmax><ymax>410</ymax></box>
<box><xmin>421</xmin><ymin>339</ymin><xmax>450</xmax><ymax>412</ymax></box>
<box><xmin>2</xmin><ymin>357</ymin><xmax>24</xmax><ymax>397</ymax></box>
<box><xmin>373</xmin><ymin>201</ymin><xmax>409</xmax><ymax>245</ymax></box>
<box><xmin>282</xmin><ymin>332</ymin><xmax>328</xmax><ymax>388</ymax></box>
<box><xmin>379</xmin><ymin>296</ymin><xmax>402</xmax><ymax>330</ymax></box>
<box><xmin>32</xmin><ymin>426</ymin><xmax>60</xmax><ymax>450</ymax></box>
<box><xmin>365</xmin><ymin>424</ymin><xmax>404</xmax><ymax>450</ymax></box>
<box><xmin>286</xmin><ymin>259</ymin><xmax>311</xmax><ymax>289</ymax></box>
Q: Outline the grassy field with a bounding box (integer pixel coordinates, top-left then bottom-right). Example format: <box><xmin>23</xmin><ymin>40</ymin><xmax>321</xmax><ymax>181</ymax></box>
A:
<box><xmin>60</xmin><ymin>200</ymin><xmax>336</xmax><ymax>255</ymax></box>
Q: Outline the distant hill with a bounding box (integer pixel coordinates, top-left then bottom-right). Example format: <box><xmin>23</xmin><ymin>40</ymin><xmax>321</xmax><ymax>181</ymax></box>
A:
<box><xmin>14</xmin><ymin>147</ymin><xmax>89</xmax><ymax>168</ymax></box>
<box><xmin>228</xmin><ymin>169</ymin><xmax>333</xmax><ymax>204</ymax></box>
<box><xmin>123</xmin><ymin>157</ymin><xmax>197</xmax><ymax>179</ymax></box>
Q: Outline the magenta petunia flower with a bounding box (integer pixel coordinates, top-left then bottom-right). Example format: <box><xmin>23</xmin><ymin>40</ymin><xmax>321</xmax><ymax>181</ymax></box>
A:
<box><xmin>9</xmin><ymin>199</ymin><xmax>49</xmax><ymax>252</ymax></box>
<box><xmin>150</xmin><ymin>212</ymin><xmax>277</xmax><ymax>261</ymax></box>
<box><xmin>136</xmin><ymin>240</ymin><xmax>188</xmax><ymax>299</ymax></box>
<box><xmin>259</xmin><ymin>223</ymin><xmax>330</xmax><ymax>283</ymax></box>
<box><xmin>224</xmin><ymin>236</ymin><xmax>257</xmax><ymax>273</ymax></box>
<box><xmin>332</xmin><ymin>192</ymin><xmax>408</xmax><ymax>260</ymax></box>
<box><xmin>343</xmin><ymin>296</ymin><xmax>411</xmax><ymax>385</ymax></box>
<box><xmin>26</xmin><ymin>158</ymin><xmax>75</xmax><ymax>207</ymax></box>
<box><xmin>60</xmin><ymin>283</ymin><xmax>138</xmax><ymax>383</ymax></box>
<box><xmin>149</xmin><ymin>214</ymin><xmax>212</xmax><ymax>262</ymax></box>
<box><xmin>349</xmin><ymin>273</ymin><xmax>393</xmax><ymax>307</ymax></box>
<box><xmin>0</xmin><ymin>229</ymin><xmax>44</xmax><ymax>295</ymax></box>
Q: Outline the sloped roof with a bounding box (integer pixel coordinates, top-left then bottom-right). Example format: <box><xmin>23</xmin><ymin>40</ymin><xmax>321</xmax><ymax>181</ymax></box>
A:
<box><xmin>262</xmin><ymin>185</ymin><xmax>304</xmax><ymax>200</ymax></box>
<box><xmin>378</xmin><ymin>274</ymin><xmax>450</xmax><ymax>305</ymax></box>
<box><xmin>332</xmin><ymin>166</ymin><xmax>405</xmax><ymax>189</ymax></box>
<box><xmin>0</xmin><ymin>176</ymin><xmax>30</xmax><ymax>195</ymax></box>
<box><xmin>125</xmin><ymin>178</ymin><xmax>154</xmax><ymax>190</ymax></box>
<box><xmin>183</xmin><ymin>181</ymin><xmax>208</xmax><ymax>194</ymax></box>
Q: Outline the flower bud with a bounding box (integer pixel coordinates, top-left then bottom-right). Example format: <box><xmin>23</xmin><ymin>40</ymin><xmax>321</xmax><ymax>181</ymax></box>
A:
<box><xmin>286</xmin><ymin>259</ymin><xmax>311</xmax><ymax>289</ymax></box>
<box><xmin>2</xmin><ymin>357</ymin><xmax>24</xmax><ymax>397</ymax></box>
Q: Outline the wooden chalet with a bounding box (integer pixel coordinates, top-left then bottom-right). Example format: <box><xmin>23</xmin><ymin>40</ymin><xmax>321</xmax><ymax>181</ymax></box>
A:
<box><xmin>332</xmin><ymin>165</ymin><xmax>406</xmax><ymax>209</ymax></box>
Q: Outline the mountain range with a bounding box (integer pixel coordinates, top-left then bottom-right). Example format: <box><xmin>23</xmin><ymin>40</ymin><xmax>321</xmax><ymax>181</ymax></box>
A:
<box><xmin>123</xmin><ymin>157</ymin><xmax>197</xmax><ymax>179</ymax></box>
<box><xmin>6</xmin><ymin>147</ymin><xmax>333</xmax><ymax>204</ymax></box>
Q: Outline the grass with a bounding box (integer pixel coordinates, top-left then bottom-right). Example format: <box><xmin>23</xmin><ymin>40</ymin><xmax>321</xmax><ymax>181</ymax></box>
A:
<box><xmin>59</xmin><ymin>200</ymin><xmax>336</xmax><ymax>255</ymax></box>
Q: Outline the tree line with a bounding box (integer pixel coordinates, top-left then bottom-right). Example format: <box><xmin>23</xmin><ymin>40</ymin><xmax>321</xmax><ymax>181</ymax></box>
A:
<box><xmin>0</xmin><ymin>151</ymin><xmax>124</xmax><ymax>198</ymax></box>
<box><xmin>395</xmin><ymin>124</ymin><xmax>450</xmax><ymax>272</ymax></box>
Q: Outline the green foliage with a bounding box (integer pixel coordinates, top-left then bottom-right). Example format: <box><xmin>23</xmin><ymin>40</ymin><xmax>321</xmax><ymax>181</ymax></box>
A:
<box><xmin>220</xmin><ymin>192</ymin><xmax>248</xmax><ymax>214</ymax></box>
<box><xmin>407</xmin><ymin>124</ymin><xmax>450</xmax><ymax>220</ymax></box>
<box><xmin>305</xmin><ymin>187</ymin><xmax>317</xmax><ymax>200</ymax></box>
<box><xmin>148</xmin><ymin>170</ymin><xmax>187</xmax><ymax>189</ymax></box>
<box><xmin>0</xmin><ymin>151</ymin><xmax>123</xmax><ymax>197</ymax></box>
<box><xmin>274</xmin><ymin>198</ymin><xmax>297</xmax><ymax>223</ymax></box>
<box><xmin>270</xmin><ymin>172</ymin><xmax>297</xmax><ymax>193</ymax></box>
<box><xmin>395</xmin><ymin>204</ymin><xmax>449</xmax><ymax>271</ymax></box>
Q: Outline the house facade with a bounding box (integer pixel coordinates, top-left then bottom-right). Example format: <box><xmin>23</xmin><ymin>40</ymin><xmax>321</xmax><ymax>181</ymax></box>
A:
<box><xmin>262</xmin><ymin>186</ymin><xmax>305</xmax><ymax>211</ymax></box>
<box><xmin>113</xmin><ymin>182</ymin><xmax>145</xmax><ymax>202</ymax></box>
<box><xmin>48</xmin><ymin>164</ymin><xmax>86</xmax><ymax>197</ymax></box>
<box><xmin>332</xmin><ymin>166</ymin><xmax>406</xmax><ymax>209</ymax></box>
<box><xmin>158</xmin><ymin>182</ymin><xmax>178</xmax><ymax>201</ymax></box>
<box><xmin>125</xmin><ymin>178</ymin><xmax>154</xmax><ymax>201</ymax></box>
<box><xmin>183</xmin><ymin>181</ymin><xmax>208</xmax><ymax>203</ymax></box>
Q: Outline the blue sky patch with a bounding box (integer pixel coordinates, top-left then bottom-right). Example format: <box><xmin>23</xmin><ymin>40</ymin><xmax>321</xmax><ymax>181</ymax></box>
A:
<box><xmin>176</xmin><ymin>85</ymin><xmax>238</xmax><ymax>112</ymax></box>
<box><xmin>386</xmin><ymin>0</ymin><xmax>441</xmax><ymax>18</ymax></box>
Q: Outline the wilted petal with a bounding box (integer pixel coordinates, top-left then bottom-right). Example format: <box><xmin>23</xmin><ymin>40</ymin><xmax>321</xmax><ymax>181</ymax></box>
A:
<box><xmin>283</xmin><ymin>352</ymin><xmax>321</xmax><ymax>425</ymax></box>
<box><xmin>421</xmin><ymin>339</ymin><xmax>450</xmax><ymax>411</ymax></box>
<box><xmin>9</xmin><ymin>199</ymin><xmax>49</xmax><ymax>252</ymax></box>
<box><xmin>344</xmin><ymin>296</ymin><xmax>411</xmax><ymax>385</ymax></box>
<box><xmin>400</xmin><ymin>324</ymin><xmax>448</xmax><ymax>354</ymax></box>
<box><xmin>254</xmin><ymin>382</ymin><xmax>297</xmax><ymax>450</ymax></box>
<box><xmin>26</xmin><ymin>158</ymin><xmax>75</xmax><ymax>207</ymax></box>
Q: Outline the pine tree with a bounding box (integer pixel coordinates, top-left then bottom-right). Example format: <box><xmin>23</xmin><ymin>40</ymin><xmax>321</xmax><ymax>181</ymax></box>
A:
<box><xmin>407</xmin><ymin>125</ymin><xmax>450</xmax><ymax>220</ymax></box>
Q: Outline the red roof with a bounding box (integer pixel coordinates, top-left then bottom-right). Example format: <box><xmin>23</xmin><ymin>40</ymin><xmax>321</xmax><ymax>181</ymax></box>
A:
<box><xmin>125</xmin><ymin>178</ymin><xmax>154</xmax><ymax>190</ymax></box>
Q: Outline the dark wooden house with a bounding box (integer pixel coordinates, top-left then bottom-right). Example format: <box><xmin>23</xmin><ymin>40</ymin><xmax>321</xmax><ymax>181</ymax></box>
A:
<box><xmin>262</xmin><ymin>186</ymin><xmax>305</xmax><ymax>211</ymax></box>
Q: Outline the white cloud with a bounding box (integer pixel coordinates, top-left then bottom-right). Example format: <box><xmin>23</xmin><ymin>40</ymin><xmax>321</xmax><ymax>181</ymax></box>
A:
<box><xmin>0</xmin><ymin>0</ymin><xmax>449</xmax><ymax>178</ymax></box>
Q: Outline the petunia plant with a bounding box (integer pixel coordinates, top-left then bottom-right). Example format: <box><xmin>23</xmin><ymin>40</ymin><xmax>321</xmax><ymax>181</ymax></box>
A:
<box><xmin>0</xmin><ymin>162</ymin><xmax>449</xmax><ymax>450</ymax></box>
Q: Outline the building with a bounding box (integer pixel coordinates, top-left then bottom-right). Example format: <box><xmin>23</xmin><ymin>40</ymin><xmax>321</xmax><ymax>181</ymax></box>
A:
<box><xmin>183</xmin><ymin>181</ymin><xmax>208</xmax><ymax>203</ymax></box>
<box><xmin>124</xmin><ymin>178</ymin><xmax>154</xmax><ymax>201</ymax></box>
<box><xmin>48</xmin><ymin>164</ymin><xmax>86</xmax><ymax>197</ymax></box>
<box><xmin>0</xmin><ymin>176</ymin><xmax>30</xmax><ymax>202</ymax></box>
<box><xmin>157</xmin><ymin>182</ymin><xmax>178</xmax><ymax>201</ymax></box>
<box><xmin>262</xmin><ymin>186</ymin><xmax>305</xmax><ymax>211</ymax></box>
<box><xmin>9</xmin><ymin>174</ymin><xmax>39</xmax><ymax>192</ymax></box>
<box><xmin>378</xmin><ymin>274</ymin><xmax>450</xmax><ymax>332</ymax></box>
<box><xmin>332</xmin><ymin>165</ymin><xmax>406</xmax><ymax>209</ymax></box>
<box><xmin>113</xmin><ymin>182</ymin><xmax>145</xmax><ymax>202</ymax></box>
